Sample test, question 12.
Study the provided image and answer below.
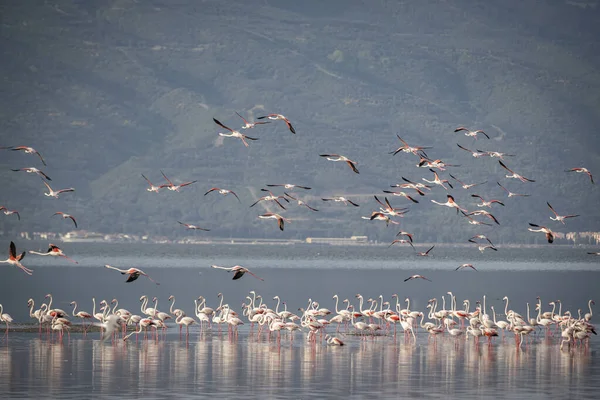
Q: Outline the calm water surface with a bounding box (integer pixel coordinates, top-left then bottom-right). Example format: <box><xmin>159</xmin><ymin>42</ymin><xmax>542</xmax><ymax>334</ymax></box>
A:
<box><xmin>0</xmin><ymin>243</ymin><xmax>598</xmax><ymax>398</ymax></box>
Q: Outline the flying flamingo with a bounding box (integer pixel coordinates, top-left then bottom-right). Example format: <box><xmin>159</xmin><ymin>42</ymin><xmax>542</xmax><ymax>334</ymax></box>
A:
<box><xmin>382</xmin><ymin>190</ymin><xmax>420</xmax><ymax>203</ymax></box>
<box><xmin>497</xmin><ymin>182</ymin><xmax>530</xmax><ymax>197</ymax></box>
<box><xmin>267</xmin><ymin>183</ymin><xmax>311</xmax><ymax>190</ymax></box>
<box><xmin>417</xmin><ymin>156</ymin><xmax>460</xmax><ymax>171</ymax></box>
<box><xmin>470</xmin><ymin>194</ymin><xmax>504</xmax><ymax>208</ymax></box>
<box><xmin>283</xmin><ymin>193</ymin><xmax>319</xmax><ymax>211</ymax></box>
<box><xmin>456</xmin><ymin>263</ymin><xmax>477</xmax><ymax>271</ymax></box>
<box><xmin>477</xmin><ymin>245</ymin><xmax>498</xmax><ymax>253</ymax></box>
<box><xmin>52</xmin><ymin>212</ymin><xmax>77</xmax><ymax>228</ymax></box>
<box><xmin>460</xmin><ymin>211</ymin><xmax>492</xmax><ymax>226</ymax></box>
<box><xmin>431</xmin><ymin>194</ymin><xmax>468</xmax><ymax>213</ymax></box>
<box><xmin>0</xmin><ymin>207</ymin><xmax>20</xmax><ymax>220</ymax></box>
<box><xmin>104</xmin><ymin>264</ymin><xmax>160</xmax><ymax>284</ymax></box>
<box><xmin>449</xmin><ymin>174</ymin><xmax>487</xmax><ymax>190</ymax></box>
<box><xmin>404</xmin><ymin>275</ymin><xmax>432</xmax><ymax>282</ymax></box>
<box><xmin>565</xmin><ymin>167</ymin><xmax>593</xmax><ymax>184</ymax></box>
<box><xmin>468</xmin><ymin>234</ymin><xmax>495</xmax><ymax>247</ymax></box>
<box><xmin>415</xmin><ymin>245</ymin><xmax>435</xmax><ymax>256</ymax></box>
<box><xmin>0</xmin><ymin>304</ymin><xmax>13</xmax><ymax>336</ymax></box>
<box><xmin>528</xmin><ymin>223</ymin><xmax>555</xmax><ymax>243</ymax></box>
<box><xmin>322</xmin><ymin>196</ymin><xmax>359</xmax><ymax>206</ymax></box>
<box><xmin>0</xmin><ymin>242</ymin><xmax>32</xmax><ymax>275</ymax></box>
<box><xmin>250</xmin><ymin>189</ymin><xmax>289</xmax><ymax>209</ymax></box>
<box><xmin>547</xmin><ymin>202</ymin><xmax>579</xmax><ymax>224</ymax></box>
<box><xmin>466</xmin><ymin>210</ymin><xmax>500</xmax><ymax>225</ymax></box>
<box><xmin>362</xmin><ymin>212</ymin><xmax>400</xmax><ymax>226</ymax></box>
<box><xmin>235</xmin><ymin>111</ymin><xmax>271</xmax><ymax>129</ymax></box>
<box><xmin>423</xmin><ymin>169</ymin><xmax>453</xmax><ymax>190</ymax></box>
<box><xmin>256</xmin><ymin>113</ymin><xmax>295</xmax><ymax>133</ymax></box>
<box><xmin>29</xmin><ymin>244</ymin><xmax>78</xmax><ymax>263</ymax></box>
<box><xmin>374</xmin><ymin>196</ymin><xmax>408</xmax><ymax>217</ymax></box>
<box><xmin>396</xmin><ymin>231</ymin><xmax>414</xmax><ymax>242</ymax></box>
<box><xmin>477</xmin><ymin>149</ymin><xmax>515</xmax><ymax>159</ymax></box>
<box><xmin>454</xmin><ymin>126</ymin><xmax>490</xmax><ymax>139</ymax></box>
<box><xmin>456</xmin><ymin>143</ymin><xmax>489</xmax><ymax>158</ymax></box>
<box><xmin>8</xmin><ymin>146</ymin><xmax>46</xmax><ymax>165</ymax></box>
<box><xmin>160</xmin><ymin>170</ymin><xmax>197</xmax><ymax>191</ymax></box>
<box><xmin>42</xmin><ymin>181</ymin><xmax>75</xmax><ymax>198</ymax></box>
<box><xmin>11</xmin><ymin>167</ymin><xmax>51</xmax><ymax>181</ymax></box>
<box><xmin>319</xmin><ymin>154</ymin><xmax>359</xmax><ymax>174</ymax></box>
<box><xmin>204</xmin><ymin>187</ymin><xmax>241</xmax><ymax>202</ymax></box>
<box><xmin>141</xmin><ymin>174</ymin><xmax>164</xmax><ymax>193</ymax></box>
<box><xmin>213</xmin><ymin>117</ymin><xmax>259</xmax><ymax>146</ymax></box>
<box><xmin>258</xmin><ymin>213</ymin><xmax>290</xmax><ymax>231</ymax></box>
<box><xmin>499</xmin><ymin>161</ymin><xmax>535</xmax><ymax>182</ymax></box>
<box><xmin>389</xmin><ymin>135</ymin><xmax>432</xmax><ymax>156</ymax></box>
<box><xmin>211</xmin><ymin>265</ymin><xmax>264</xmax><ymax>281</ymax></box>
<box><xmin>388</xmin><ymin>239</ymin><xmax>414</xmax><ymax>249</ymax></box>
<box><xmin>178</xmin><ymin>221</ymin><xmax>210</xmax><ymax>231</ymax></box>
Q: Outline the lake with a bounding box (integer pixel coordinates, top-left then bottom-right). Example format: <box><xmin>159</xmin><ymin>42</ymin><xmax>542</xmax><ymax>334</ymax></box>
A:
<box><xmin>0</xmin><ymin>242</ymin><xmax>599</xmax><ymax>399</ymax></box>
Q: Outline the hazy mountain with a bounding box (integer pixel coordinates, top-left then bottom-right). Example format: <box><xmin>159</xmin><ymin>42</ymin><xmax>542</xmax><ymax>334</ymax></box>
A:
<box><xmin>1</xmin><ymin>0</ymin><xmax>599</xmax><ymax>244</ymax></box>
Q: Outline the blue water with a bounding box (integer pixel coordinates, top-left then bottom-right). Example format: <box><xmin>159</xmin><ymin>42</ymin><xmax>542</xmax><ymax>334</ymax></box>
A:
<box><xmin>0</xmin><ymin>243</ymin><xmax>599</xmax><ymax>399</ymax></box>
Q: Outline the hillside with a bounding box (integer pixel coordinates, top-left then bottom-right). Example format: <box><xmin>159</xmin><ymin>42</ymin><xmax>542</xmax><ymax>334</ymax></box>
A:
<box><xmin>1</xmin><ymin>0</ymin><xmax>599</xmax><ymax>245</ymax></box>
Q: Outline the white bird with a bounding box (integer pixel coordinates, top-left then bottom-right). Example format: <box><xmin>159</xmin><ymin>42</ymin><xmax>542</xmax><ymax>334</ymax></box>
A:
<box><xmin>214</xmin><ymin>118</ymin><xmax>258</xmax><ymax>147</ymax></box>
<box><xmin>258</xmin><ymin>213</ymin><xmax>290</xmax><ymax>231</ymax></box>
<box><xmin>11</xmin><ymin>167</ymin><xmax>51</xmax><ymax>181</ymax></box>
<box><xmin>528</xmin><ymin>223</ymin><xmax>555</xmax><ymax>243</ymax></box>
<box><xmin>211</xmin><ymin>265</ymin><xmax>264</xmax><ymax>281</ymax></box>
<box><xmin>319</xmin><ymin>154</ymin><xmax>359</xmax><ymax>174</ymax></box>
<box><xmin>0</xmin><ymin>241</ymin><xmax>32</xmax><ymax>275</ymax></box>
<box><xmin>454</xmin><ymin>126</ymin><xmax>490</xmax><ymax>139</ymax></box>
<box><xmin>42</xmin><ymin>181</ymin><xmax>75</xmax><ymax>198</ymax></box>
<box><xmin>547</xmin><ymin>202</ymin><xmax>579</xmax><ymax>224</ymax></box>
<box><xmin>104</xmin><ymin>264</ymin><xmax>160</xmax><ymax>285</ymax></box>
<box><xmin>431</xmin><ymin>195</ymin><xmax>467</xmax><ymax>213</ymax></box>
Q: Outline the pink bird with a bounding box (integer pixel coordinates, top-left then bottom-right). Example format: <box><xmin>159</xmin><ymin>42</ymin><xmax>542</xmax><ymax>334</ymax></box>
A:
<box><xmin>257</xmin><ymin>113</ymin><xmax>295</xmax><ymax>133</ymax></box>
<box><xmin>141</xmin><ymin>174</ymin><xmax>164</xmax><ymax>193</ymax></box>
<box><xmin>497</xmin><ymin>182</ymin><xmax>530</xmax><ymax>198</ymax></box>
<box><xmin>12</xmin><ymin>167</ymin><xmax>51</xmax><ymax>181</ymax></box>
<box><xmin>213</xmin><ymin>117</ymin><xmax>259</xmax><ymax>147</ymax></box>
<box><xmin>547</xmin><ymin>202</ymin><xmax>579</xmax><ymax>224</ymax></box>
<box><xmin>29</xmin><ymin>244</ymin><xmax>78</xmax><ymax>264</ymax></box>
<box><xmin>471</xmin><ymin>194</ymin><xmax>504</xmax><ymax>208</ymax></box>
<box><xmin>454</xmin><ymin>126</ymin><xmax>490</xmax><ymax>139</ymax></box>
<box><xmin>284</xmin><ymin>193</ymin><xmax>319</xmax><ymax>211</ymax></box>
<box><xmin>9</xmin><ymin>146</ymin><xmax>47</xmax><ymax>165</ymax></box>
<box><xmin>565</xmin><ymin>167</ymin><xmax>593</xmax><ymax>184</ymax></box>
<box><xmin>178</xmin><ymin>221</ymin><xmax>210</xmax><ymax>231</ymax></box>
<box><xmin>204</xmin><ymin>187</ymin><xmax>241</xmax><ymax>202</ymax></box>
<box><xmin>104</xmin><ymin>264</ymin><xmax>160</xmax><ymax>285</ymax></box>
<box><xmin>258</xmin><ymin>213</ymin><xmax>290</xmax><ymax>231</ymax></box>
<box><xmin>456</xmin><ymin>143</ymin><xmax>489</xmax><ymax>158</ymax></box>
<box><xmin>0</xmin><ymin>241</ymin><xmax>32</xmax><ymax>275</ymax></box>
<box><xmin>322</xmin><ymin>196</ymin><xmax>359</xmax><ymax>207</ymax></box>
<box><xmin>499</xmin><ymin>161</ymin><xmax>535</xmax><ymax>182</ymax></box>
<box><xmin>0</xmin><ymin>207</ymin><xmax>20</xmax><ymax>221</ymax></box>
<box><xmin>404</xmin><ymin>274</ymin><xmax>432</xmax><ymax>282</ymax></box>
<box><xmin>431</xmin><ymin>195</ymin><xmax>468</xmax><ymax>213</ymax></box>
<box><xmin>456</xmin><ymin>264</ymin><xmax>477</xmax><ymax>271</ymax></box>
<box><xmin>415</xmin><ymin>245</ymin><xmax>435</xmax><ymax>257</ymax></box>
<box><xmin>211</xmin><ymin>265</ymin><xmax>264</xmax><ymax>281</ymax></box>
<box><xmin>267</xmin><ymin>183</ymin><xmax>311</xmax><ymax>190</ymax></box>
<box><xmin>160</xmin><ymin>170</ymin><xmax>197</xmax><ymax>192</ymax></box>
<box><xmin>42</xmin><ymin>181</ymin><xmax>75</xmax><ymax>198</ymax></box>
<box><xmin>320</xmin><ymin>154</ymin><xmax>359</xmax><ymax>174</ymax></box>
<box><xmin>235</xmin><ymin>111</ymin><xmax>271</xmax><ymax>129</ymax></box>
<box><xmin>52</xmin><ymin>212</ymin><xmax>77</xmax><ymax>228</ymax></box>
<box><xmin>389</xmin><ymin>135</ymin><xmax>432</xmax><ymax>156</ymax></box>
<box><xmin>528</xmin><ymin>223</ymin><xmax>555</xmax><ymax>244</ymax></box>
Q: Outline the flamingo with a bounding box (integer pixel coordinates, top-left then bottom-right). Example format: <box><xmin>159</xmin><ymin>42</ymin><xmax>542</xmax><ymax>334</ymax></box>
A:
<box><xmin>468</xmin><ymin>234</ymin><xmax>495</xmax><ymax>247</ymax></box>
<box><xmin>455</xmin><ymin>263</ymin><xmax>477</xmax><ymax>271</ymax></box>
<box><xmin>0</xmin><ymin>241</ymin><xmax>32</xmax><ymax>275</ymax></box>
<box><xmin>547</xmin><ymin>202</ymin><xmax>579</xmax><ymax>224</ymax></box>
<box><xmin>389</xmin><ymin>135</ymin><xmax>432</xmax><ymax>156</ymax></box>
<box><xmin>283</xmin><ymin>193</ymin><xmax>319</xmax><ymax>211</ymax></box>
<box><xmin>477</xmin><ymin>245</ymin><xmax>498</xmax><ymax>253</ymax></box>
<box><xmin>160</xmin><ymin>170</ymin><xmax>197</xmax><ymax>191</ymax></box>
<box><xmin>454</xmin><ymin>126</ymin><xmax>490</xmax><ymax>139</ymax></box>
<box><xmin>396</xmin><ymin>231</ymin><xmax>414</xmax><ymax>242</ymax></box>
<box><xmin>175</xmin><ymin>310</ymin><xmax>197</xmax><ymax>338</ymax></box>
<box><xmin>177</xmin><ymin>221</ymin><xmax>210</xmax><ymax>231</ymax></box>
<box><xmin>42</xmin><ymin>181</ymin><xmax>74</xmax><ymax>198</ymax></box>
<box><xmin>388</xmin><ymin>239</ymin><xmax>414</xmax><ymax>249</ymax></box>
<box><xmin>478</xmin><ymin>149</ymin><xmax>515</xmax><ymax>159</ymax></box>
<box><xmin>422</xmin><ymin>169</ymin><xmax>453</xmax><ymax>190</ymax></box>
<box><xmin>404</xmin><ymin>274</ymin><xmax>432</xmax><ymax>282</ymax></box>
<box><xmin>9</xmin><ymin>146</ymin><xmax>46</xmax><ymax>165</ymax></box>
<box><xmin>373</xmin><ymin>196</ymin><xmax>408</xmax><ymax>217</ymax></box>
<box><xmin>325</xmin><ymin>334</ymin><xmax>345</xmax><ymax>346</ymax></box>
<box><xmin>449</xmin><ymin>174</ymin><xmax>487</xmax><ymax>190</ymax></box>
<box><xmin>52</xmin><ymin>212</ymin><xmax>77</xmax><ymax>228</ymax></box>
<box><xmin>585</xmin><ymin>300</ymin><xmax>594</xmax><ymax>321</ymax></box>
<box><xmin>258</xmin><ymin>213</ymin><xmax>290</xmax><ymax>231</ymax></box>
<box><xmin>417</xmin><ymin>155</ymin><xmax>460</xmax><ymax>171</ymax></box>
<box><xmin>431</xmin><ymin>194</ymin><xmax>468</xmax><ymax>213</ymax></box>
<box><xmin>235</xmin><ymin>111</ymin><xmax>271</xmax><ymax>129</ymax></box>
<box><xmin>70</xmin><ymin>301</ymin><xmax>92</xmax><ymax>334</ymax></box>
<box><xmin>415</xmin><ymin>245</ymin><xmax>435</xmax><ymax>257</ymax></box>
<box><xmin>319</xmin><ymin>154</ymin><xmax>359</xmax><ymax>174</ymax></box>
<box><xmin>204</xmin><ymin>187</ymin><xmax>241</xmax><ymax>202</ymax></box>
<box><xmin>565</xmin><ymin>167</ymin><xmax>593</xmax><ymax>184</ymax></box>
<box><xmin>213</xmin><ymin>117</ymin><xmax>259</xmax><ymax>146</ymax></box>
<box><xmin>528</xmin><ymin>223</ymin><xmax>555</xmax><ymax>243</ymax></box>
<box><xmin>456</xmin><ymin>143</ymin><xmax>489</xmax><ymax>158</ymax></box>
<box><xmin>29</xmin><ymin>244</ymin><xmax>78</xmax><ymax>263</ymax></box>
<box><xmin>0</xmin><ymin>304</ymin><xmax>13</xmax><ymax>336</ymax></box>
<box><xmin>94</xmin><ymin>314</ymin><xmax>122</xmax><ymax>343</ymax></box>
<box><xmin>211</xmin><ymin>265</ymin><xmax>264</xmax><ymax>281</ymax></box>
<box><xmin>141</xmin><ymin>174</ymin><xmax>165</xmax><ymax>193</ymax></box>
<box><xmin>362</xmin><ymin>212</ymin><xmax>399</xmax><ymax>226</ymax></box>
<box><xmin>250</xmin><ymin>189</ymin><xmax>289</xmax><ymax>209</ymax></box>
<box><xmin>382</xmin><ymin>190</ymin><xmax>419</xmax><ymax>203</ymax></box>
<box><xmin>256</xmin><ymin>113</ymin><xmax>295</xmax><ymax>133</ymax></box>
<box><xmin>267</xmin><ymin>183</ymin><xmax>311</xmax><ymax>190</ymax></box>
<box><xmin>460</xmin><ymin>211</ymin><xmax>493</xmax><ymax>226</ymax></box>
<box><xmin>322</xmin><ymin>196</ymin><xmax>359</xmax><ymax>206</ymax></box>
<box><xmin>466</xmin><ymin>209</ymin><xmax>500</xmax><ymax>225</ymax></box>
<box><xmin>104</xmin><ymin>264</ymin><xmax>160</xmax><ymax>284</ymax></box>
<box><xmin>471</xmin><ymin>194</ymin><xmax>504</xmax><ymax>208</ymax></box>
<box><xmin>0</xmin><ymin>207</ymin><xmax>20</xmax><ymax>220</ymax></box>
<box><xmin>499</xmin><ymin>161</ymin><xmax>535</xmax><ymax>182</ymax></box>
<box><xmin>497</xmin><ymin>182</ymin><xmax>530</xmax><ymax>198</ymax></box>
<box><xmin>11</xmin><ymin>167</ymin><xmax>51</xmax><ymax>180</ymax></box>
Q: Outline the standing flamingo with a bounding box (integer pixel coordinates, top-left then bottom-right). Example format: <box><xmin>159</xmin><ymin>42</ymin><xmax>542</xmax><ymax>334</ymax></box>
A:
<box><xmin>0</xmin><ymin>304</ymin><xmax>13</xmax><ymax>336</ymax></box>
<box><xmin>70</xmin><ymin>301</ymin><xmax>92</xmax><ymax>335</ymax></box>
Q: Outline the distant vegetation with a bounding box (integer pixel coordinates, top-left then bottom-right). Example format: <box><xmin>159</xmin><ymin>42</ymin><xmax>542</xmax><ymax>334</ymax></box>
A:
<box><xmin>0</xmin><ymin>0</ymin><xmax>599</xmax><ymax>246</ymax></box>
